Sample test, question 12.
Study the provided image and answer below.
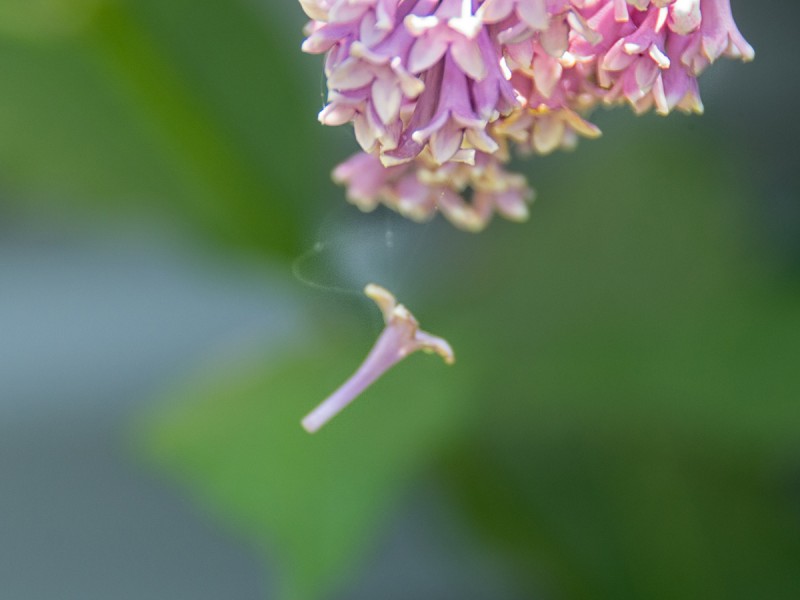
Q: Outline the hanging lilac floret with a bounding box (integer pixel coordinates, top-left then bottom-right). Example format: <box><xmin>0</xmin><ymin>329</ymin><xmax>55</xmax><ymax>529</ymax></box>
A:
<box><xmin>302</xmin><ymin>283</ymin><xmax>454</xmax><ymax>433</ymax></box>
<box><xmin>300</xmin><ymin>0</ymin><xmax>753</xmax><ymax>232</ymax></box>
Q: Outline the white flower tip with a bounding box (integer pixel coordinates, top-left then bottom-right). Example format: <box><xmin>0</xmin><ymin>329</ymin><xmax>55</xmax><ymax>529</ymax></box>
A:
<box><xmin>298</xmin><ymin>0</ymin><xmax>329</xmax><ymax>22</ymax></box>
<box><xmin>379</xmin><ymin>153</ymin><xmax>413</xmax><ymax>168</ymax></box>
<box><xmin>363</xmin><ymin>285</ymin><xmax>454</xmax><ymax>365</ymax></box>
<box><xmin>415</xmin><ymin>330</ymin><xmax>456</xmax><ymax>365</ymax></box>
<box><xmin>404</xmin><ymin>14</ymin><xmax>439</xmax><ymax>36</ymax></box>
<box><xmin>448</xmin><ymin>16</ymin><xmax>482</xmax><ymax>39</ymax></box>
<box><xmin>737</xmin><ymin>41</ymin><xmax>755</xmax><ymax>62</ymax></box>
<box><xmin>301</xmin><ymin>414</ymin><xmax>323</xmax><ymax>434</ymax></box>
<box><xmin>364</xmin><ymin>283</ymin><xmax>399</xmax><ymax>323</ymax></box>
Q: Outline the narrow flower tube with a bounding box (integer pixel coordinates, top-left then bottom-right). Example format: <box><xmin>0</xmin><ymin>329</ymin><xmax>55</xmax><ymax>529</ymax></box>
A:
<box><xmin>301</xmin><ymin>284</ymin><xmax>454</xmax><ymax>433</ymax></box>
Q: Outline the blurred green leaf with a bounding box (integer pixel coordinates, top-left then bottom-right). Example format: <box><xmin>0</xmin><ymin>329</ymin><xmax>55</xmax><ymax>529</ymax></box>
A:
<box><xmin>446</xmin><ymin>430</ymin><xmax>800</xmax><ymax>599</ymax></box>
<box><xmin>436</xmin><ymin>119</ymin><xmax>800</xmax><ymax>599</ymax></box>
<box><xmin>142</xmin><ymin>312</ymin><xmax>474</xmax><ymax>600</ymax></box>
<box><xmin>0</xmin><ymin>0</ymin><xmax>102</xmax><ymax>40</ymax></box>
<box><xmin>0</xmin><ymin>0</ymin><xmax>328</xmax><ymax>255</ymax></box>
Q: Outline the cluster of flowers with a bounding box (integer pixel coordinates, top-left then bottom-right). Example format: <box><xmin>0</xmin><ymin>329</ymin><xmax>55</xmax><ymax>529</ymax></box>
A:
<box><xmin>300</xmin><ymin>0</ymin><xmax>753</xmax><ymax>231</ymax></box>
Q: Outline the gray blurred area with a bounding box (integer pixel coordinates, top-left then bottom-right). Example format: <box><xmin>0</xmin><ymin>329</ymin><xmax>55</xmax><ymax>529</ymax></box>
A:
<box><xmin>0</xmin><ymin>224</ymin><xmax>289</xmax><ymax>599</ymax></box>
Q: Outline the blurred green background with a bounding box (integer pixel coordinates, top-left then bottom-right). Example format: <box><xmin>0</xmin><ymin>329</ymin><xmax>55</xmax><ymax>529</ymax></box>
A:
<box><xmin>1</xmin><ymin>1</ymin><xmax>798</xmax><ymax>599</ymax></box>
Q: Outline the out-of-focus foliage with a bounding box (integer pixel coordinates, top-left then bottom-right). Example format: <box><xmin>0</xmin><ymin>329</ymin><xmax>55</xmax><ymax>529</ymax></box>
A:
<box><xmin>2</xmin><ymin>1</ymin><xmax>798</xmax><ymax>599</ymax></box>
<box><xmin>440</xmin><ymin>123</ymin><xmax>800</xmax><ymax>599</ymax></box>
<box><xmin>0</xmin><ymin>0</ymin><xmax>103</xmax><ymax>39</ymax></box>
<box><xmin>0</xmin><ymin>0</ymin><xmax>327</xmax><ymax>255</ymax></box>
<box><xmin>146</xmin><ymin>332</ymin><xmax>476</xmax><ymax>600</ymax></box>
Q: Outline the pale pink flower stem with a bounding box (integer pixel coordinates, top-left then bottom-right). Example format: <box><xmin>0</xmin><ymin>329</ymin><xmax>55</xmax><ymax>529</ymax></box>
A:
<box><xmin>301</xmin><ymin>327</ymin><xmax>405</xmax><ymax>433</ymax></box>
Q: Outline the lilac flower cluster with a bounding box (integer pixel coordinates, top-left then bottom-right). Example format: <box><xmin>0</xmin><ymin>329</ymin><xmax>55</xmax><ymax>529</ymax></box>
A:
<box><xmin>300</xmin><ymin>0</ymin><xmax>752</xmax><ymax>231</ymax></box>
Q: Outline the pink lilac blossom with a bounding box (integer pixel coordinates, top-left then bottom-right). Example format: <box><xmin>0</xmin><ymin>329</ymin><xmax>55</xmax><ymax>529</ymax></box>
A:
<box><xmin>301</xmin><ymin>284</ymin><xmax>454</xmax><ymax>433</ymax></box>
<box><xmin>300</xmin><ymin>0</ymin><xmax>753</xmax><ymax>232</ymax></box>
